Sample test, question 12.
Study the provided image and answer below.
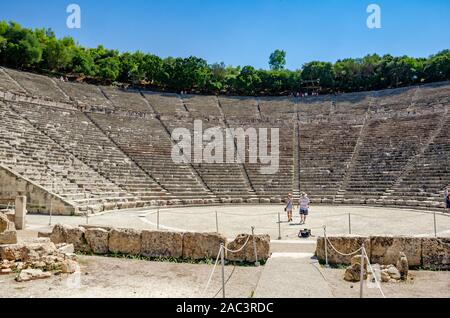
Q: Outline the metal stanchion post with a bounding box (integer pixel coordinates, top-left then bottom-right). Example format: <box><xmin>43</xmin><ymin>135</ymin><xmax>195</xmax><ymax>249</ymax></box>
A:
<box><xmin>215</xmin><ymin>211</ymin><xmax>219</xmax><ymax>233</ymax></box>
<box><xmin>360</xmin><ymin>244</ymin><xmax>365</xmax><ymax>298</ymax></box>
<box><xmin>220</xmin><ymin>244</ymin><xmax>225</xmax><ymax>298</ymax></box>
<box><xmin>277</xmin><ymin>212</ymin><xmax>281</xmax><ymax>240</ymax></box>
<box><xmin>49</xmin><ymin>197</ymin><xmax>53</xmax><ymax>226</ymax></box>
<box><xmin>251</xmin><ymin>226</ymin><xmax>260</xmax><ymax>267</ymax></box>
<box><xmin>433</xmin><ymin>212</ymin><xmax>437</xmax><ymax>237</ymax></box>
<box><xmin>157</xmin><ymin>208</ymin><xmax>160</xmax><ymax>230</ymax></box>
<box><xmin>348</xmin><ymin>213</ymin><xmax>351</xmax><ymax>234</ymax></box>
<box><xmin>324</xmin><ymin>225</ymin><xmax>329</xmax><ymax>268</ymax></box>
<box><xmin>49</xmin><ymin>179</ymin><xmax>54</xmax><ymax>226</ymax></box>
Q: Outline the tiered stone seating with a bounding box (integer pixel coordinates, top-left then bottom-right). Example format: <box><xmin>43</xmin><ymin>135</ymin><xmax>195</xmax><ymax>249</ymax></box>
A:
<box><xmin>0</xmin><ymin>101</ymin><xmax>134</xmax><ymax>213</ymax></box>
<box><xmin>4</xmin><ymin>68</ymin><xmax>70</xmax><ymax>103</ymax></box>
<box><xmin>221</xmin><ymin>97</ymin><xmax>295</xmax><ymax>201</ymax></box>
<box><xmin>297</xmin><ymin>96</ymin><xmax>370</xmax><ymax>202</ymax></box>
<box><xmin>0</xmin><ymin>68</ymin><xmax>448</xmax><ymax>210</ymax></box>
<box><xmin>0</xmin><ymin>68</ymin><xmax>26</xmax><ymax>94</ymax></box>
<box><xmin>144</xmin><ymin>92</ymin><xmax>256</xmax><ymax>202</ymax></box>
<box><xmin>413</xmin><ymin>83</ymin><xmax>450</xmax><ymax>115</ymax></box>
<box><xmin>259</xmin><ymin>96</ymin><xmax>297</xmax><ymax>122</ymax></box>
<box><xmin>101</xmin><ymin>86</ymin><xmax>153</xmax><ymax>115</ymax></box>
<box><xmin>88</xmin><ymin>112</ymin><xmax>216</xmax><ymax>204</ymax></box>
<box><xmin>342</xmin><ymin>114</ymin><xmax>441</xmax><ymax>202</ymax></box>
<box><xmin>183</xmin><ymin>94</ymin><xmax>222</xmax><ymax>121</ymax></box>
<box><xmin>333</xmin><ymin>93</ymin><xmax>372</xmax><ymax>123</ymax></box>
<box><xmin>143</xmin><ymin>91</ymin><xmax>189</xmax><ymax>118</ymax></box>
<box><xmin>179</xmin><ymin>95</ymin><xmax>257</xmax><ymax>202</ymax></box>
<box><xmin>299</xmin><ymin>122</ymin><xmax>362</xmax><ymax>202</ymax></box>
<box><xmin>297</xmin><ymin>96</ymin><xmax>335</xmax><ymax>123</ymax></box>
<box><xmin>389</xmin><ymin>115</ymin><xmax>450</xmax><ymax>207</ymax></box>
<box><xmin>9</xmin><ymin>102</ymin><xmax>167</xmax><ymax>206</ymax></box>
<box><xmin>56</xmin><ymin>81</ymin><xmax>114</xmax><ymax>111</ymax></box>
<box><xmin>218</xmin><ymin>96</ymin><xmax>261</xmax><ymax>122</ymax></box>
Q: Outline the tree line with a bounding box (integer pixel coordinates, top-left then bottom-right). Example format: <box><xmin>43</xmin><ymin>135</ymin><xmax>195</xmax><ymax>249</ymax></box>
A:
<box><xmin>1</xmin><ymin>21</ymin><xmax>449</xmax><ymax>96</ymax></box>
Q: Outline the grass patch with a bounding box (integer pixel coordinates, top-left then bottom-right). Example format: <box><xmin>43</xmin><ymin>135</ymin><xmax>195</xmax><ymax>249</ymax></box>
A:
<box><xmin>76</xmin><ymin>252</ymin><xmax>266</xmax><ymax>266</ymax></box>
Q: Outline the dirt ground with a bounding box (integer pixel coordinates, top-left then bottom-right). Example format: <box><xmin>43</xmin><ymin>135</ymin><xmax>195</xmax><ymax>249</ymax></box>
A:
<box><xmin>321</xmin><ymin>267</ymin><xmax>450</xmax><ymax>298</ymax></box>
<box><xmin>1</xmin><ymin>254</ymin><xmax>448</xmax><ymax>298</ymax></box>
<box><xmin>2</xmin><ymin>204</ymin><xmax>449</xmax><ymax>298</ymax></box>
<box><xmin>0</xmin><ymin>255</ymin><xmax>262</xmax><ymax>298</ymax></box>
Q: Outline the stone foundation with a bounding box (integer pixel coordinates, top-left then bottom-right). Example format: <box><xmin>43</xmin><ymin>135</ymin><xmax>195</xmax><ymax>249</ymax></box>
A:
<box><xmin>49</xmin><ymin>224</ymin><xmax>271</xmax><ymax>262</ymax></box>
<box><xmin>316</xmin><ymin>235</ymin><xmax>449</xmax><ymax>269</ymax></box>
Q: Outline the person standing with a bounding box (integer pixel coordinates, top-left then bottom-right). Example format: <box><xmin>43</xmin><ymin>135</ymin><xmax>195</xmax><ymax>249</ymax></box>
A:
<box><xmin>298</xmin><ymin>192</ymin><xmax>310</xmax><ymax>225</ymax></box>
<box><xmin>285</xmin><ymin>193</ymin><xmax>294</xmax><ymax>222</ymax></box>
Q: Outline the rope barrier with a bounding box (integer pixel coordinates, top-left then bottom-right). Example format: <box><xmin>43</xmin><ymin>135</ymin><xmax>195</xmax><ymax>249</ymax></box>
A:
<box><xmin>223</xmin><ymin>235</ymin><xmax>251</xmax><ymax>253</ymax></box>
<box><xmin>213</xmin><ymin>266</ymin><xmax>237</xmax><ymax>298</ymax></box>
<box><xmin>200</xmin><ymin>246</ymin><xmax>222</xmax><ymax>297</ymax></box>
<box><xmin>363</xmin><ymin>247</ymin><xmax>386</xmax><ymax>298</ymax></box>
<box><xmin>200</xmin><ymin>230</ymin><xmax>254</xmax><ymax>298</ymax></box>
<box><xmin>326</xmin><ymin>237</ymin><xmax>363</xmax><ymax>256</ymax></box>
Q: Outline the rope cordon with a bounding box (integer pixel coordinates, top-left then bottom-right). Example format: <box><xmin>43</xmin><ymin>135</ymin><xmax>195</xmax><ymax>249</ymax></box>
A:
<box><xmin>326</xmin><ymin>237</ymin><xmax>363</xmax><ymax>256</ymax></box>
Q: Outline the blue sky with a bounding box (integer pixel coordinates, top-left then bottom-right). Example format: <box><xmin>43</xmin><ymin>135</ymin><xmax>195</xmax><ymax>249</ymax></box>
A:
<box><xmin>1</xmin><ymin>0</ymin><xmax>449</xmax><ymax>69</ymax></box>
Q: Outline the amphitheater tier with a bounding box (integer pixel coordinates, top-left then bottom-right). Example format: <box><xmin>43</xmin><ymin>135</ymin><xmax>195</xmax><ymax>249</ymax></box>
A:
<box><xmin>0</xmin><ymin>66</ymin><xmax>448</xmax><ymax>214</ymax></box>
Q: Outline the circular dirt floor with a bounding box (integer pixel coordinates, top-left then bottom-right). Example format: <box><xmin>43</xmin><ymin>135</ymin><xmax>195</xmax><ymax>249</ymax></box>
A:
<box><xmin>27</xmin><ymin>205</ymin><xmax>450</xmax><ymax>240</ymax></box>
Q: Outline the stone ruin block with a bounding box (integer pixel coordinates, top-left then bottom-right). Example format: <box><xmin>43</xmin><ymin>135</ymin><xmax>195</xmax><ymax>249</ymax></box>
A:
<box><xmin>0</xmin><ymin>238</ymin><xmax>56</xmax><ymax>262</ymax></box>
<box><xmin>0</xmin><ymin>231</ymin><xmax>17</xmax><ymax>245</ymax></box>
<box><xmin>49</xmin><ymin>224</ymin><xmax>70</xmax><ymax>244</ymax></box>
<box><xmin>259</xmin><ymin>198</ymin><xmax>270</xmax><ymax>204</ymax></box>
<box><xmin>370</xmin><ymin>236</ymin><xmax>421</xmax><ymax>267</ymax></box>
<box><xmin>85</xmin><ymin>228</ymin><xmax>109</xmax><ymax>254</ymax></box>
<box><xmin>108</xmin><ymin>228</ymin><xmax>141</xmax><ymax>255</ymax></box>
<box><xmin>141</xmin><ymin>230</ymin><xmax>183</xmax><ymax>258</ymax></box>
<box><xmin>246</xmin><ymin>198</ymin><xmax>260</xmax><ymax>204</ymax></box>
<box><xmin>65</xmin><ymin>226</ymin><xmax>90</xmax><ymax>253</ymax></box>
<box><xmin>226</xmin><ymin>234</ymin><xmax>270</xmax><ymax>262</ymax></box>
<box><xmin>182</xmin><ymin>232</ymin><xmax>226</xmax><ymax>260</ymax></box>
<box><xmin>316</xmin><ymin>235</ymin><xmax>370</xmax><ymax>265</ymax></box>
<box><xmin>421</xmin><ymin>237</ymin><xmax>450</xmax><ymax>270</ymax></box>
<box><xmin>0</xmin><ymin>213</ymin><xmax>15</xmax><ymax>233</ymax></box>
<box><xmin>49</xmin><ymin>224</ymin><xmax>90</xmax><ymax>253</ymax></box>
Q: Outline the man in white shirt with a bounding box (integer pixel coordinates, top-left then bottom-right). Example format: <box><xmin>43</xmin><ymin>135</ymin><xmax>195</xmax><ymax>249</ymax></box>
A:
<box><xmin>298</xmin><ymin>192</ymin><xmax>310</xmax><ymax>225</ymax></box>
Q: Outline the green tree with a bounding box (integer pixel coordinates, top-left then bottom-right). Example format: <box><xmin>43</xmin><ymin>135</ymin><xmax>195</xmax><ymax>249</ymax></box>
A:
<box><xmin>69</xmin><ymin>47</ymin><xmax>96</xmax><ymax>77</ymax></box>
<box><xmin>301</xmin><ymin>61</ymin><xmax>334</xmax><ymax>92</ymax></box>
<box><xmin>3</xmin><ymin>22</ymin><xmax>42</xmax><ymax>68</ymax></box>
<box><xmin>41</xmin><ymin>36</ymin><xmax>74</xmax><ymax>71</ymax></box>
<box><xmin>97</xmin><ymin>56</ymin><xmax>121</xmax><ymax>82</ymax></box>
<box><xmin>424</xmin><ymin>50</ymin><xmax>450</xmax><ymax>82</ymax></box>
<box><xmin>269</xmin><ymin>49</ymin><xmax>286</xmax><ymax>71</ymax></box>
<box><xmin>235</xmin><ymin>66</ymin><xmax>262</xmax><ymax>95</ymax></box>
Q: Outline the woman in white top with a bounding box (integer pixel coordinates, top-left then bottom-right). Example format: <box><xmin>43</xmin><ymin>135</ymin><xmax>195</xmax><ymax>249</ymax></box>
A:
<box><xmin>285</xmin><ymin>193</ymin><xmax>294</xmax><ymax>222</ymax></box>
